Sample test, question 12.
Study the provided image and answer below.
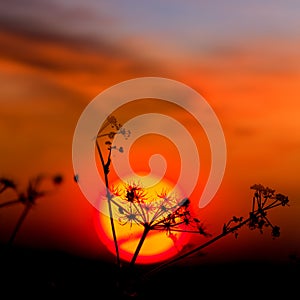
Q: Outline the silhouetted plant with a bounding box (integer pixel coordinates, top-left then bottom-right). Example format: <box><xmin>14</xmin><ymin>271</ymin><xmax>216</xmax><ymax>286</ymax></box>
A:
<box><xmin>109</xmin><ymin>182</ymin><xmax>211</xmax><ymax>268</ymax></box>
<box><xmin>95</xmin><ymin>115</ymin><xmax>130</xmax><ymax>270</ymax></box>
<box><xmin>144</xmin><ymin>183</ymin><xmax>289</xmax><ymax>278</ymax></box>
<box><xmin>0</xmin><ymin>173</ymin><xmax>63</xmax><ymax>246</ymax></box>
<box><xmin>91</xmin><ymin>115</ymin><xmax>290</xmax><ymax>298</ymax></box>
<box><xmin>0</xmin><ymin>113</ymin><xmax>290</xmax><ymax>298</ymax></box>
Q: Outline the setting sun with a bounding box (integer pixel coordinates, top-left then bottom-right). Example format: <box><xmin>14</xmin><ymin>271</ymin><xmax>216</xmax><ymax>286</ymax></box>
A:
<box><xmin>94</xmin><ymin>175</ymin><xmax>191</xmax><ymax>264</ymax></box>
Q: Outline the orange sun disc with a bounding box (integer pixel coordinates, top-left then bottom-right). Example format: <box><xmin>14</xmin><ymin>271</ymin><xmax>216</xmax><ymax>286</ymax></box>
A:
<box><xmin>94</xmin><ymin>175</ymin><xmax>191</xmax><ymax>265</ymax></box>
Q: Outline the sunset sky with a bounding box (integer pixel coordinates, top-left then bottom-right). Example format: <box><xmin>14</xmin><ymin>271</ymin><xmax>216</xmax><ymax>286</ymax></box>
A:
<box><xmin>0</xmin><ymin>0</ymin><xmax>299</xmax><ymax>266</ymax></box>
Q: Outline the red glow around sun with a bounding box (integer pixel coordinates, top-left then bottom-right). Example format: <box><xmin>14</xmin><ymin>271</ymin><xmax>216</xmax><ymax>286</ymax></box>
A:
<box><xmin>94</xmin><ymin>176</ymin><xmax>191</xmax><ymax>265</ymax></box>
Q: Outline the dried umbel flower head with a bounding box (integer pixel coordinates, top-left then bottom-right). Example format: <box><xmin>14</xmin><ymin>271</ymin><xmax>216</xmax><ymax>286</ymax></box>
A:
<box><xmin>108</xmin><ymin>181</ymin><xmax>211</xmax><ymax>241</ymax></box>
<box><xmin>248</xmin><ymin>184</ymin><xmax>289</xmax><ymax>238</ymax></box>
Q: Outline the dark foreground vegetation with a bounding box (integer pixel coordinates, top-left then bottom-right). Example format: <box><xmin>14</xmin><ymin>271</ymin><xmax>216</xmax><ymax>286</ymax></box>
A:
<box><xmin>0</xmin><ymin>245</ymin><xmax>298</xmax><ymax>299</ymax></box>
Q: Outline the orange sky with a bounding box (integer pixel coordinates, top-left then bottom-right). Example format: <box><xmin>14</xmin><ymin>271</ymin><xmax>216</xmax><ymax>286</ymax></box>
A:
<box><xmin>0</xmin><ymin>0</ymin><xmax>300</xmax><ymax>265</ymax></box>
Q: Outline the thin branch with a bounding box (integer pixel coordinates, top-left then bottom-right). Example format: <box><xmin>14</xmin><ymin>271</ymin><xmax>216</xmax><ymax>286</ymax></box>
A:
<box><xmin>130</xmin><ymin>224</ymin><xmax>150</xmax><ymax>267</ymax></box>
<box><xmin>0</xmin><ymin>199</ymin><xmax>19</xmax><ymax>208</ymax></box>
<box><xmin>8</xmin><ymin>204</ymin><xmax>32</xmax><ymax>246</ymax></box>
<box><xmin>96</xmin><ymin>139</ymin><xmax>121</xmax><ymax>269</ymax></box>
<box><xmin>143</xmin><ymin>216</ymin><xmax>250</xmax><ymax>279</ymax></box>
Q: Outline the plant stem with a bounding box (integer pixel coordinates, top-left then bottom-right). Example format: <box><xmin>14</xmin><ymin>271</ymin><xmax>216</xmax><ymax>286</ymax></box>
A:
<box><xmin>96</xmin><ymin>140</ymin><xmax>121</xmax><ymax>269</ymax></box>
<box><xmin>130</xmin><ymin>224</ymin><xmax>150</xmax><ymax>267</ymax></box>
<box><xmin>8</xmin><ymin>204</ymin><xmax>32</xmax><ymax>246</ymax></box>
<box><xmin>143</xmin><ymin>216</ymin><xmax>251</xmax><ymax>278</ymax></box>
